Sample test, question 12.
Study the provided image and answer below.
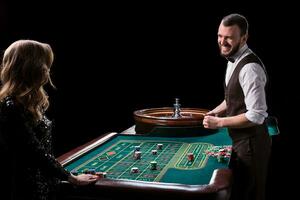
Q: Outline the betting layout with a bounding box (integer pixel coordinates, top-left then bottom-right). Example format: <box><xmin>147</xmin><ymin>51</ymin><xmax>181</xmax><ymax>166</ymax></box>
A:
<box><xmin>67</xmin><ymin>140</ymin><xmax>231</xmax><ymax>182</ymax></box>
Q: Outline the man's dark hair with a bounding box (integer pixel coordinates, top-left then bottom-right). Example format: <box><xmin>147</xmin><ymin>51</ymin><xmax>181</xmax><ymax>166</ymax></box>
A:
<box><xmin>222</xmin><ymin>13</ymin><xmax>248</xmax><ymax>36</ymax></box>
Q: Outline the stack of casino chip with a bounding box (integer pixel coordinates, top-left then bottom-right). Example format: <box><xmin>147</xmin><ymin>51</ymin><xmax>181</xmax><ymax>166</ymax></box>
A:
<box><xmin>71</xmin><ymin>170</ymin><xmax>78</xmax><ymax>175</ymax></box>
<box><xmin>134</xmin><ymin>151</ymin><xmax>141</xmax><ymax>160</ymax></box>
<box><xmin>150</xmin><ymin>161</ymin><xmax>157</xmax><ymax>170</ymax></box>
<box><xmin>134</xmin><ymin>145</ymin><xmax>141</xmax><ymax>151</ymax></box>
<box><xmin>156</xmin><ymin>144</ymin><xmax>163</xmax><ymax>150</ymax></box>
<box><xmin>96</xmin><ymin>172</ymin><xmax>107</xmax><ymax>178</ymax></box>
<box><xmin>83</xmin><ymin>168</ymin><xmax>96</xmax><ymax>175</ymax></box>
<box><xmin>187</xmin><ymin>153</ymin><xmax>194</xmax><ymax>162</ymax></box>
<box><xmin>205</xmin><ymin>145</ymin><xmax>232</xmax><ymax>163</ymax></box>
<box><xmin>131</xmin><ymin>167</ymin><xmax>139</xmax><ymax>173</ymax></box>
<box><xmin>151</xmin><ymin>149</ymin><xmax>157</xmax><ymax>155</ymax></box>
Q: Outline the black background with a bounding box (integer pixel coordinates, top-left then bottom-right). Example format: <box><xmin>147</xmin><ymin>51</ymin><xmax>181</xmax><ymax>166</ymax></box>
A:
<box><xmin>1</xmin><ymin>1</ymin><xmax>298</xmax><ymax>199</ymax></box>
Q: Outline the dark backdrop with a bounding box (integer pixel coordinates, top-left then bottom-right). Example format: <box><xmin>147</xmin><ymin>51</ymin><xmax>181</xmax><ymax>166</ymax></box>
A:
<box><xmin>1</xmin><ymin>1</ymin><xmax>298</xmax><ymax>199</ymax></box>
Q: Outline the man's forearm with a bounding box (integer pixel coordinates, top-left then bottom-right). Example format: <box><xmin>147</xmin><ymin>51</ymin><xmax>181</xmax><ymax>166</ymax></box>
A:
<box><xmin>220</xmin><ymin>113</ymin><xmax>256</xmax><ymax>128</ymax></box>
<box><xmin>211</xmin><ymin>100</ymin><xmax>227</xmax><ymax>116</ymax></box>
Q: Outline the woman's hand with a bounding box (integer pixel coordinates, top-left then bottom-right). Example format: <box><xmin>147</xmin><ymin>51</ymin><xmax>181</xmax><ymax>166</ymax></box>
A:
<box><xmin>68</xmin><ymin>173</ymin><xmax>100</xmax><ymax>186</ymax></box>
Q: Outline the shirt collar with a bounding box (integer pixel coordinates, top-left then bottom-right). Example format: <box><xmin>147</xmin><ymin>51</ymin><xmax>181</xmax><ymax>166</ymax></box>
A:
<box><xmin>227</xmin><ymin>44</ymin><xmax>248</xmax><ymax>63</ymax></box>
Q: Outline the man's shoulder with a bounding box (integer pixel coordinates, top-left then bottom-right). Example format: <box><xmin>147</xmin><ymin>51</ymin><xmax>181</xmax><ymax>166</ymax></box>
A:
<box><xmin>239</xmin><ymin>62</ymin><xmax>267</xmax><ymax>82</ymax></box>
<box><xmin>239</xmin><ymin>51</ymin><xmax>266</xmax><ymax>72</ymax></box>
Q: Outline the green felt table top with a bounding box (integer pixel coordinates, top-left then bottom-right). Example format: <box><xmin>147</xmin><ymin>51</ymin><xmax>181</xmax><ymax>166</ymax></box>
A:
<box><xmin>63</xmin><ymin>118</ymin><xmax>279</xmax><ymax>186</ymax></box>
<box><xmin>64</xmin><ymin>128</ymin><xmax>231</xmax><ymax>185</ymax></box>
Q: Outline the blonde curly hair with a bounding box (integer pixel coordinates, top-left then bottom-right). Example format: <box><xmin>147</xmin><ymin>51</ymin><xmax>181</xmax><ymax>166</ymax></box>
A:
<box><xmin>0</xmin><ymin>40</ymin><xmax>55</xmax><ymax>121</ymax></box>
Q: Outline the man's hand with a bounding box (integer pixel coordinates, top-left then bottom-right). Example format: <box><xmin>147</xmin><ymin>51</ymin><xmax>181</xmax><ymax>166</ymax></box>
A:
<box><xmin>203</xmin><ymin>115</ymin><xmax>223</xmax><ymax>129</ymax></box>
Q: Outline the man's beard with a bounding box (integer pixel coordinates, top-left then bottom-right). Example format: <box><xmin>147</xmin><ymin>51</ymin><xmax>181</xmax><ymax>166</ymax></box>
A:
<box><xmin>219</xmin><ymin>42</ymin><xmax>240</xmax><ymax>58</ymax></box>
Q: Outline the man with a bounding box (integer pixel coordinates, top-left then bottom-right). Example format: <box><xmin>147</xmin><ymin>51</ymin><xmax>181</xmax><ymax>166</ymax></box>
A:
<box><xmin>203</xmin><ymin>14</ymin><xmax>272</xmax><ymax>200</ymax></box>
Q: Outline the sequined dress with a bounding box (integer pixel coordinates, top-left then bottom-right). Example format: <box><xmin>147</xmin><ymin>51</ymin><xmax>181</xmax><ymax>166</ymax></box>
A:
<box><xmin>0</xmin><ymin>97</ymin><xmax>70</xmax><ymax>200</ymax></box>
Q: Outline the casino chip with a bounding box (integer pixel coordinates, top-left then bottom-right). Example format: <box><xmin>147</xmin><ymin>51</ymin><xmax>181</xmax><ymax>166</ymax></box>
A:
<box><xmin>131</xmin><ymin>167</ymin><xmax>139</xmax><ymax>173</ymax></box>
<box><xmin>134</xmin><ymin>151</ymin><xmax>141</xmax><ymax>160</ymax></box>
<box><xmin>151</xmin><ymin>150</ymin><xmax>157</xmax><ymax>155</ymax></box>
<box><xmin>157</xmin><ymin>144</ymin><xmax>163</xmax><ymax>150</ymax></box>
<box><xmin>96</xmin><ymin>172</ymin><xmax>107</xmax><ymax>178</ymax></box>
<box><xmin>150</xmin><ymin>161</ymin><xmax>157</xmax><ymax>170</ymax></box>
<box><xmin>71</xmin><ymin>170</ymin><xmax>78</xmax><ymax>175</ymax></box>
<box><xmin>134</xmin><ymin>146</ymin><xmax>141</xmax><ymax>151</ymax></box>
<box><xmin>187</xmin><ymin>153</ymin><xmax>194</xmax><ymax>162</ymax></box>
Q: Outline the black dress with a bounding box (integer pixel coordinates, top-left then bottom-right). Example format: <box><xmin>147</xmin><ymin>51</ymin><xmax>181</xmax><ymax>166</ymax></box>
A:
<box><xmin>0</xmin><ymin>97</ymin><xmax>70</xmax><ymax>200</ymax></box>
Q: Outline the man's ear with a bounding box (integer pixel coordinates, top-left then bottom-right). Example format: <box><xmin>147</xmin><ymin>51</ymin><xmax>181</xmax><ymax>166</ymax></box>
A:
<box><xmin>242</xmin><ymin>34</ymin><xmax>248</xmax><ymax>44</ymax></box>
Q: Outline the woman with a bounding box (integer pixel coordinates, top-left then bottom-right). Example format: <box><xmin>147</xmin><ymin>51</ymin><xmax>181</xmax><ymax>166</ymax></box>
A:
<box><xmin>0</xmin><ymin>40</ymin><xmax>99</xmax><ymax>200</ymax></box>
